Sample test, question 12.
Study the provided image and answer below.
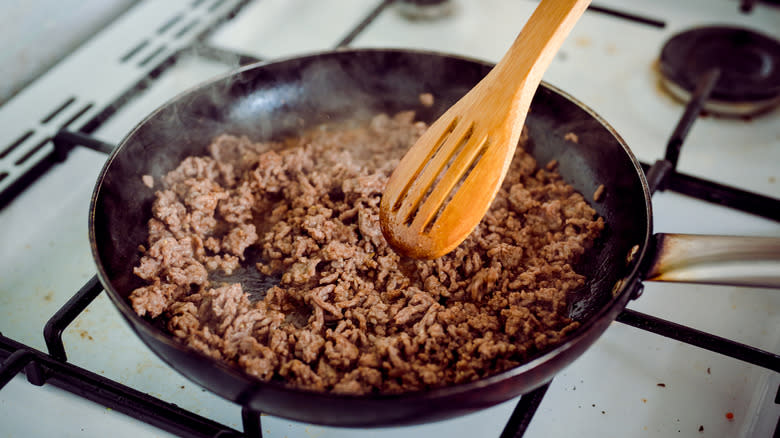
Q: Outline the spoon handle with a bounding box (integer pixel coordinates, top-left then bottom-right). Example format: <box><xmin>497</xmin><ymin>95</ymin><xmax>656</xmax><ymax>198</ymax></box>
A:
<box><xmin>492</xmin><ymin>0</ymin><xmax>591</xmax><ymax>100</ymax></box>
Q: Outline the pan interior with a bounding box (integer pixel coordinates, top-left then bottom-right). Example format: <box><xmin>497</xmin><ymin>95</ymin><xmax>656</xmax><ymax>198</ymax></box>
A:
<box><xmin>91</xmin><ymin>49</ymin><xmax>649</xmax><ymax>405</ymax></box>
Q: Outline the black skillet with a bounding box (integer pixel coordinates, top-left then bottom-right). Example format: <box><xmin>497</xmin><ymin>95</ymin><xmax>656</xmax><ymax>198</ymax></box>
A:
<box><xmin>89</xmin><ymin>49</ymin><xmax>779</xmax><ymax>426</ymax></box>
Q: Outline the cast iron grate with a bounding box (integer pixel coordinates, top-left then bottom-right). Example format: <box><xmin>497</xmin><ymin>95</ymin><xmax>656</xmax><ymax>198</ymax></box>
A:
<box><xmin>2</xmin><ymin>68</ymin><xmax>779</xmax><ymax>436</ymax></box>
<box><xmin>0</xmin><ymin>0</ymin><xmax>252</xmax><ymax>209</ymax></box>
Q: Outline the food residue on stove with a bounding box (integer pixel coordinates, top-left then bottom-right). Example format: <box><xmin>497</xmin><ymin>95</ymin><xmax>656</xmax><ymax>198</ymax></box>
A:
<box><xmin>564</xmin><ymin>132</ymin><xmax>579</xmax><ymax>143</ymax></box>
<box><xmin>142</xmin><ymin>174</ymin><xmax>154</xmax><ymax>188</ymax></box>
<box><xmin>575</xmin><ymin>36</ymin><xmax>592</xmax><ymax>47</ymax></box>
<box><xmin>725</xmin><ymin>411</ymin><xmax>734</xmax><ymax>421</ymax></box>
<box><xmin>699</xmin><ymin>425</ymin><xmax>704</xmax><ymax>432</ymax></box>
<box><xmin>657</xmin><ymin>383</ymin><xmax>666</xmax><ymax>387</ymax></box>
<box><xmin>128</xmin><ymin>111</ymin><xmax>605</xmax><ymax>394</ymax></box>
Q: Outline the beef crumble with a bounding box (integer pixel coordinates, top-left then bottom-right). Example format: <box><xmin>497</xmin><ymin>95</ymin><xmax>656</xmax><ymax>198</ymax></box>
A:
<box><xmin>130</xmin><ymin>111</ymin><xmax>605</xmax><ymax>394</ymax></box>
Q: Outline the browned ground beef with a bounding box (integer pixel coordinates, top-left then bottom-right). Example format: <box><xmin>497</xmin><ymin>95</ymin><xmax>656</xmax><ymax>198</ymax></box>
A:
<box><xmin>130</xmin><ymin>111</ymin><xmax>604</xmax><ymax>394</ymax></box>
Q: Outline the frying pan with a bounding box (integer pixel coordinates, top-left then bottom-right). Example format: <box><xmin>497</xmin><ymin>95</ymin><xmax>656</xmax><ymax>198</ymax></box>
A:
<box><xmin>89</xmin><ymin>49</ymin><xmax>780</xmax><ymax>426</ymax></box>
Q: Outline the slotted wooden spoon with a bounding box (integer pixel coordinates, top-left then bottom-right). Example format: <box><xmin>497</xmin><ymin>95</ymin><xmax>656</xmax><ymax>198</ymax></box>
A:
<box><xmin>379</xmin><ymin>0</ymin><xmax>591</xmax><ymax>259</ymax></box>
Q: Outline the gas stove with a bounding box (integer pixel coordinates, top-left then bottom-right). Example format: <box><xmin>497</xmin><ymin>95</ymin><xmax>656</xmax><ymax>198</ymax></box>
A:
<box><xmin>1</xmin><ymin>1</ymin><xmax>779</xmax><ymax>437</ymax></box>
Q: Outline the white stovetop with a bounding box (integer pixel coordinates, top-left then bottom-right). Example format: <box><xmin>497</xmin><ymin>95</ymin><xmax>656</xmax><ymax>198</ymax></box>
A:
<box><xmin>1</xmin><ymin>1</ymin><xmax>779</xmax><ymax>437</ymax></box>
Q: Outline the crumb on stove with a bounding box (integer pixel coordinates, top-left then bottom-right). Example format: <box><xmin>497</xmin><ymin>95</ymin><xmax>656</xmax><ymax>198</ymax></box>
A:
<box><xmin>419</xmin><ymin>92</ymin><xmax>434</xmax><ymax>107</ymax></box>
<box><xmin>545</xmin><ymin>159</ymin><xmax>558</xmax><ymax>170</ymax></box>
<box><xmin>699</xmin><ymin>425</ymin><xmax>704</xmax><ymax>432</ymax></box>
<box><xmin>593</xmin><ymin>184</ymin><xmax>605</xmax><ymax>202</ymax></box>
<box><xmin>564</xmin><ymin>132</ymin><xmax>579</xmax><ymax>143</ymax></box>
<box><xmin>657</xmin><ymin>383</ymin><xmax>666</xmax><ymax>388</ymax></box>
<box><xmin>142</xmin><ymin>174</ymin><xmax>154</xmax><ymax>188</ymax></box>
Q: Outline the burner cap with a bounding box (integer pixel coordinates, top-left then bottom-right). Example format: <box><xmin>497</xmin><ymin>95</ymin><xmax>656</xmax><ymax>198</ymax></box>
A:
<box><xmin>659</xmin><ymin>26</ymin><xmax>780</xmax><ymax>115</ymax></box>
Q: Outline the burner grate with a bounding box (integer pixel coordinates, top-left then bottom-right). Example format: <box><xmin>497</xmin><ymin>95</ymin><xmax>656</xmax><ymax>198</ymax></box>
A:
<box><xmin>6</xmin><ymin>83</ymin><xmax>778</xmax><ymax>432</ymax></box>
<box><xmin>2</xmin><ymin>1</ymin><xmax>779</xmax><ymax>436</ymax></box>
<box><xmin>0</xmin><ymin>332</ymin><xmax>243</xmax><ymax>438</ymax></box>
<box><xmin>0</xmin><ymin>0</ymin><xmax>251</xmax><ymax>208</ymax></box>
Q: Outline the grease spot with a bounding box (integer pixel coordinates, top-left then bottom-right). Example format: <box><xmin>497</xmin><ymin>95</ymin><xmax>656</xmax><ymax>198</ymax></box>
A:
<box><xmin>576</xmin><ymin>36</ymin><xmax>592</xmax><ymax>47</ymax></box>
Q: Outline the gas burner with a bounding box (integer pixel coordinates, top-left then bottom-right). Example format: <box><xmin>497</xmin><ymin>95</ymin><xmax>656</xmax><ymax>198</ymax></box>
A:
<box><xmin>659</xmin><ymin>26</ymin><xmax>780</xmax><ymax>116</ymax></box>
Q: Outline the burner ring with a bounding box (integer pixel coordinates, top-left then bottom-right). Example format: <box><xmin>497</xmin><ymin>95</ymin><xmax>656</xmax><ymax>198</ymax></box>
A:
<box><xmin>659</xmin><ymin>26</ymin><xmax>780</xmax><ymax>115</ymax></box>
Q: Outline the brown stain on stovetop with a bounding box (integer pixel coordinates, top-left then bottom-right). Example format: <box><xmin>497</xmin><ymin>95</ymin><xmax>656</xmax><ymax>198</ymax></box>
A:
<box><xmin>572</xmin><ymin>35</ymin><xmax>618</xmax><ymax>55</ymax></box>
<box><xmin>575</xmin><ymin>36</ymin><xmax>592</xmax><ymax>47</ymax></box>
<box><xmin>650</xmin><ymin>59</ymin><xmax>681</xmax><ymax>105</ymax></box>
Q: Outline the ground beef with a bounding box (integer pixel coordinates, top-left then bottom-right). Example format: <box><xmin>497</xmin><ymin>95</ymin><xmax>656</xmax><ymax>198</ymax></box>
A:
<box><xmin>130</xmin><ymin>111</ymin><xmax>604</xmax><ymax>394</ymax></box>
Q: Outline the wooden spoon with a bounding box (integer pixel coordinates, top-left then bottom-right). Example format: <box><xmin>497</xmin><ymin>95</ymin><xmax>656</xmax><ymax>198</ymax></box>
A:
<box><xmin>379</xmin><ymin>0</ymin><xmax>591</xmax><ymax>259</ymax></box>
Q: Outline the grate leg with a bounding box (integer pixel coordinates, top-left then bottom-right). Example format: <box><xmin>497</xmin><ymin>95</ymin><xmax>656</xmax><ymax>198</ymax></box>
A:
<box><xmin>500</xmin><ymin>382</ymin><xmax>550</xmax><ymax>438</ymax></box>
<box><xmin>241</xmin><ymin>406</ymin><xmax>263</xmax><ymax>438</ymax></box>
<box><xmin>43</xmin><ymin>275</ymin><xmax>104</xmax><ymax>361</ymax></box>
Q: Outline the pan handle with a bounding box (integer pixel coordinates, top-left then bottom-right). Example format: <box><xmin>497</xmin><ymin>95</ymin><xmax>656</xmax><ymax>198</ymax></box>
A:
<box><xmin>643</xmin><ymin>234</ymin><xmax>780</xmax><ymax>288</ymax></box>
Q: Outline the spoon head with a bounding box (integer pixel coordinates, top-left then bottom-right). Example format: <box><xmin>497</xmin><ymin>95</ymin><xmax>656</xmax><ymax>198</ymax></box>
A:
<box><xmin>379</xmin><ymin>113</ymin><xmax>523</xmax><ymax>259</ymax></box>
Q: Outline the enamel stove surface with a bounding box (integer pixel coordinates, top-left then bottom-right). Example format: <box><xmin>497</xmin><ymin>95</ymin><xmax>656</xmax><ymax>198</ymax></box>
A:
<box><xmin>1</xmin><ymin>1</ymin><xmax>779</xmax><ymax>437</ymax></box>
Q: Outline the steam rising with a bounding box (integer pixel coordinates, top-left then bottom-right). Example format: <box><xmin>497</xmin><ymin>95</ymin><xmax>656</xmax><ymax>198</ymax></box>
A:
<box><xmin>109</xmin><ymin>49</ymin><xmax>485</xmax><ymax>214</ymax></box>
